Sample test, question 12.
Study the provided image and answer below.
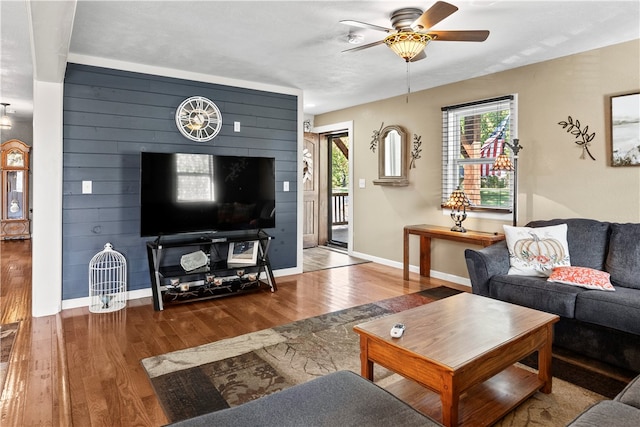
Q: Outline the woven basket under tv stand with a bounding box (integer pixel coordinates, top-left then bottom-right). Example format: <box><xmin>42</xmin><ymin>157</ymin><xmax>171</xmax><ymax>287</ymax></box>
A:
<box><xmin>145</xmin><ymin>230</ymin><xmax>276</xmax><ymax>311</ymax></box>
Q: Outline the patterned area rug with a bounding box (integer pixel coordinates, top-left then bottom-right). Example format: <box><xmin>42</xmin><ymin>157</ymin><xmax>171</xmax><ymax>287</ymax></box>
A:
<box><xmin>142</xmin><ymin>288</ymin><xmax>612</xmax><ymax>425</ymax></box>
<box><xmin>0</xmin><ymin>322</ymin><xmax>19</xmax><ymax>395</ymax></box>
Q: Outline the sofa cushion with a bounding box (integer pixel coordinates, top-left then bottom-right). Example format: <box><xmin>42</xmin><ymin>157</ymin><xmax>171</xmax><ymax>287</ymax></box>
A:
<box><xmin>489</xmin><ymin>275</ymin><xmax>584</xmax><ymax>317</ymax></box>
<box><xmin>605</xmin><ymin>223</ymin><xmax>640</xmax><ymax>290</ymax></box>
<box><xmin>616</xmin><ymin>374</ymin><xmax>640</xmax><ymax>409</ymax></box>
<box><xmin>566</xmin><ymin>400</ymin><xmax>640</xmax><ymax>427</ymax></box>
<box><xmin>526</xmin><ymin>218</ymin><xmax>611</xmax><ymax>270</ymax></box>
<box><xmin>547</xmin><ymin>266</ymin><xmax>615</xmax><ymax>291</ymax></box>
<box><xmin>575</xmin><ymin>286</ymin><xmax>640</xmax><ymax>335</ymax></box>
<box><xmin>503</xmin><ymin>224</ymin><xmax>570</xmax><ymax>276</ymax></box>
<box><xmin>166</xmin><ymin>370</ymin><xmax>441</xmax><ymax>427</ymax></box>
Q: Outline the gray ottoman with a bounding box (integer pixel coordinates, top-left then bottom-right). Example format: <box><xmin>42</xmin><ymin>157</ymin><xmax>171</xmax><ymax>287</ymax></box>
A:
<box><xmin>167</xmin><ymin>370</ymin><xmax>442</xmax><ymax>426</ymax></box>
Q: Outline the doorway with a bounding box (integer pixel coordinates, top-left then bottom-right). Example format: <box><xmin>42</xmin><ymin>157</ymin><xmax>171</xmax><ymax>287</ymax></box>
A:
<box><xmin>326</xmin><ymin>132</ymin><xmax>349</xmax><ymax>249</ymax></box>
<box><xmin>302</xmin><ymin>127</ymin><xmax>357</xmax><ymax>271</ymax></box>
<box><xmin>302</xmin><ymin>127</ymin><xmax>351</xmax><ymax>253</ymax></box>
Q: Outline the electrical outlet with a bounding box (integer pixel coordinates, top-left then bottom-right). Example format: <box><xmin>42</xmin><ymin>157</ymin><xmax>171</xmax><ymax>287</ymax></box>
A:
<box><xmin>82</xmin><ymin>180</ymin><xmax>92</xmax><ymax>194</ymax></box>
<box><xmin>359</xmin><ymin>178</ymin><xmax>366</xmax><ymax>188</ymax></box>
<box><xmin>283</xmin><ymin>181</ymin><xmax>290</xmax><ymax>192</ymax></box>
<box><xmin>234</xmin><ymin>121</ymin><xmax>241</xmax><ymax>132</ymax></box>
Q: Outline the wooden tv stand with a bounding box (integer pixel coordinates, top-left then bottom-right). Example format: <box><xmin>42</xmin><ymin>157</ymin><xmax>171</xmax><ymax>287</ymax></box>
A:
<box><xmin>146</xmin><ymin>230</ymin><xmax>276</xmax><ymax>311</ymax></box>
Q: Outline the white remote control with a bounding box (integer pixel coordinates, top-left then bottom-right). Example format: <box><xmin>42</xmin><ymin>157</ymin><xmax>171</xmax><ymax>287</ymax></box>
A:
<box><xmin>390</xmin><ymin>323</ymin><xmax>405</xmax><ymax>338</ymax></box>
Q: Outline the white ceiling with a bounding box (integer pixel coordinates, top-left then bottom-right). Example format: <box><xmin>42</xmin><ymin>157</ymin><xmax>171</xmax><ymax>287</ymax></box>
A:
<box><xmin>2</xmin><ymin>0</ymin><xmax>639</xmax><ymax>121</ymax></box>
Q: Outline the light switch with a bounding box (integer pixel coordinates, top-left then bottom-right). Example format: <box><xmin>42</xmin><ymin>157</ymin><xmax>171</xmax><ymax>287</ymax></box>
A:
<box><xmin>359</xmin><ymin>178</ymin><xmax>366</xmax><ymax>188</ymax></box>
<box><xmin>82</xmin><ymin>180</ymin><xmax>92</xmax><ymax>194</ymax></box>
<box><xmin>234</xmin><ymin>121</ymin><xmax>241</xmax><ymax>132</ymax></box>
<box><xmin>283</xmin><ymin>181</ymin><xmax>290</xmax><ymax>192</ymax></box>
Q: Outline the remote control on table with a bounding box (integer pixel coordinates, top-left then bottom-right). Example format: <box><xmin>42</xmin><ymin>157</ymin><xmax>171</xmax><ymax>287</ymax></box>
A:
<box><xmin>390</xmin><ymin>323</ymin><xmax>405</xmax><ymax>338</ymax></box>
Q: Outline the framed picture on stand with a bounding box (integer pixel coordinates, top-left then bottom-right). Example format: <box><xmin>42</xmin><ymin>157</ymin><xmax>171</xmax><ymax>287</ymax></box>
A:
<box><xmin>227</xmin><ymin>241</ymin><xmax>259</xmax><ymax>267</ymax></box>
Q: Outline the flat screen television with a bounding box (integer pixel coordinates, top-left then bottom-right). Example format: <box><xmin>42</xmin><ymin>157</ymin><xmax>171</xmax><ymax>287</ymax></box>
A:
<box><xmin>140</xmin><ymin>152</ymin><xmax>276</xmax><ymax>237</ymax></box>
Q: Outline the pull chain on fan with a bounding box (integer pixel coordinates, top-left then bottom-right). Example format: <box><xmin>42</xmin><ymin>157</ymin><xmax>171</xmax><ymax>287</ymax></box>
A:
<box><xmin>406</xmin><ymin>61</ymin><xmax>411</xmax><ymax>103</ymax></box>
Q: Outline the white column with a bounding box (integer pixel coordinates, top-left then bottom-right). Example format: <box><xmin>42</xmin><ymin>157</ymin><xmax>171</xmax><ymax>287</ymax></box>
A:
<box><xmin>31</xmin><ymin>80</ymin><xmax>63</xmax><ymax>317</ymax></box>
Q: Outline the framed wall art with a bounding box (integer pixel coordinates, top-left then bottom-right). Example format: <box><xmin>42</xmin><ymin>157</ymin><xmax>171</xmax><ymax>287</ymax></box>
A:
<box><xmin>610</xmin><ymin>92</ymin><xmax>640</xmax><ymax>167</ymax></box>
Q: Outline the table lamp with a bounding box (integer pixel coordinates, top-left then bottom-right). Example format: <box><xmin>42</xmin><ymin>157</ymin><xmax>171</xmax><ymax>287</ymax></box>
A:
<box><xmin>444</xmin><ymin>186</ymin><xmax>471</xmax><ymax>232</ymax></box>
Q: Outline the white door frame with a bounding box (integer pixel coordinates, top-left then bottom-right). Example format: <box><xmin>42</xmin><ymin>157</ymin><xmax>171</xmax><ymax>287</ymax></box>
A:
<box><xmin>311</xmin><ymin>121</ymin><xmax>354</xmax><ymax>255</ymax></box>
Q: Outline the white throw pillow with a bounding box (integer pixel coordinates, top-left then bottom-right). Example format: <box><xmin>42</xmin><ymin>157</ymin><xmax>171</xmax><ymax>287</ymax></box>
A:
<box><xmin>504</xmin><ymin>224</ymin><xmax>571</xmax><ymax>277</ymax></box>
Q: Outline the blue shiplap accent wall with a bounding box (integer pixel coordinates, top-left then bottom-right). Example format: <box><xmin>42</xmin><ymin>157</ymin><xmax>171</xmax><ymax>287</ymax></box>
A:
<box><xmin>62</xmin><ymin>63</ymin><xmax>297</xmax><ymax>300</ymax></box>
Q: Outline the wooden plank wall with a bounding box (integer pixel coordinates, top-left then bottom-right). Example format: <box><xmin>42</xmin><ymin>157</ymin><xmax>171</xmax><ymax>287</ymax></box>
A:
<box><xmin>62</xmin><ymin>64</ymin><xmax>297</xmax><ymax>300</ymax></box>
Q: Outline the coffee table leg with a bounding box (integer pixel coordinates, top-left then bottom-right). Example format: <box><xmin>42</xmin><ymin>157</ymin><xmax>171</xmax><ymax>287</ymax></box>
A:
<box><xmin>359</xmin><ymin>336</ymin><xmax>374</xmax><ymax>380</ymax></box>
<box><xmin>538</xmin><ymin>323</ymin><xmax>554</xmax><ymax>394</ymax></box>
<box><xmin>440</xmin><ymin>377</ymin><xmax>459</xmax><ymax>427</ymax></box>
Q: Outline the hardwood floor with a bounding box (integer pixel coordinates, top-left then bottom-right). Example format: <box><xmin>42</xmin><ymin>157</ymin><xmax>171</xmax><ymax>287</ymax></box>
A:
<box><xmin>0</xmin><ymin>240</ymin><xmax>463</xmax><ymax>426</ymax></box>
<box><xmin>302</xmin><ymin>245</ymin><xmax>368</xmax><ymax>272</ymax></box>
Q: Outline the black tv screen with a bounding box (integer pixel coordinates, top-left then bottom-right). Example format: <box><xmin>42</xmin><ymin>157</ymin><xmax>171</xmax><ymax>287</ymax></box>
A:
<box><xmin>140</xmin><ymin>152</ymin><xmax>276</xmax><ymax>237</ymax></box>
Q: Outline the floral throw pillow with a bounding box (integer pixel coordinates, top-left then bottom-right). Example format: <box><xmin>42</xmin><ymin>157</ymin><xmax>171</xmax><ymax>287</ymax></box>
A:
<box><xmin>547</xmin><ymin>266</ymin><xmax>615</xmax><ymax>291</ymax></box>
<box><xmin>504</xmin><ymin>224</ymin><xmax>571</xmax><ymax>276</ymax></box>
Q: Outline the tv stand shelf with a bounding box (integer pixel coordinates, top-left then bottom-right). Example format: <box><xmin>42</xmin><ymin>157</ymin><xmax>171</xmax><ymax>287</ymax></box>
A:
<box><xmin>146</xmin><ymin>230</ymin><xmax>277</xmax><ymax>311</ymax></box>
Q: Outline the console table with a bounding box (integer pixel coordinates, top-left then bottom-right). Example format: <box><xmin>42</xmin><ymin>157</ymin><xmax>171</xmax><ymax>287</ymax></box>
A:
<box><xmin>403</xmin><ymin>224</ymin><xmax>505</xmax><ymax>280</ymax></box>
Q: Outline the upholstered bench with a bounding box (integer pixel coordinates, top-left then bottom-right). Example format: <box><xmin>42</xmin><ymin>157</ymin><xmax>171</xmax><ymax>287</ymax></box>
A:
<box><xmin>167</xmin><ymin>370</ymin><xmax>442</xmax><ymax>426</ymax></box>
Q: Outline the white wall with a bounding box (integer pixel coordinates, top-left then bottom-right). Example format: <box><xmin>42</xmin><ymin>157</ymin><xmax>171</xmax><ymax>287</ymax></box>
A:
<box><xmin>31</xmin><ymin>80</ymin><xmax>63</xmax><ymax>317</ymax></box>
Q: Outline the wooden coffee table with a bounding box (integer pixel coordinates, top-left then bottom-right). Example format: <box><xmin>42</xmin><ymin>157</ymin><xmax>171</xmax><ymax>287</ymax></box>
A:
<box><xmin>353</xmin><ymin>292</ymin><xmax>559</xmax><ymax>427</ymax></box>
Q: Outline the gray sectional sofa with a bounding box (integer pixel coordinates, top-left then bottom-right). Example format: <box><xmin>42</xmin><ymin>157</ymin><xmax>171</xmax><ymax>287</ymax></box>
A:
<box><xmin>168</xmin><ymin>370</ymin><xmax>442</xmax><ymax>426</ymax></box>
<box><xmin>465</xmin><ymin>218</ymin><xmax>640</xmax><ymax>373</ymax></box>
<box><xmin>568</xmin><ymin>373</ymin><xmax>640</xmax><ymax>426</ymax></box>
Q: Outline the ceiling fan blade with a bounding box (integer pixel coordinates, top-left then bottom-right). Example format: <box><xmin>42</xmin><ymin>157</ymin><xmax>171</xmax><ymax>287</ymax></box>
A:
<box><xmin>428</xmin><ymin>30</ymin><xmax>490</xmax><ymax>42</ymax></box>
<box><xmin>341</xmin><ymin>39</ymin><xmax>385</xmax><ymax>53</ymax></box>
<box><xmin>412</xmin><ymin>1</ymin><xmax>458</xmax><ymax>31</ymax></box>
<box><xmin>409</xmin><ymin>51</ymin><xmax>427</xmax><ymax>62</ymax></box>
<box><xmin>340</xmin><ymin>20</ymin><xmax>393</xmax><ymax>33</ymax></box>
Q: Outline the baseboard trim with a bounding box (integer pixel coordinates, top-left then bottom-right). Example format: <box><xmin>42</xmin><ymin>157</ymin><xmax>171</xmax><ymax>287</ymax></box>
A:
<box><xmin>350</xmin><ymin>250</ymin><xmax>471</xmax><ymax>287</ymax></box>
<box><xmin>60</xmin><ymin>259</ymin><xmax>467</xmax><ymax>310</ymax></box>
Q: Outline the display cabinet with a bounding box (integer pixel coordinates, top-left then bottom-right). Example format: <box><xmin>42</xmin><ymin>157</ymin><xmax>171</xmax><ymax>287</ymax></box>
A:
<box><xmin>146</xmin><ymin>230</ymin><xmax>277</xmax><ymax>311</ymax></box>
<box><xmin>1</xmin><ymin>139</ymin><xmax>30</xmax><ymax>240</ymax></box>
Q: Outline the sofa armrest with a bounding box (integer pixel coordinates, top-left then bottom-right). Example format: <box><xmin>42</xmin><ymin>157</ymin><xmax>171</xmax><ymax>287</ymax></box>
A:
<box><xmin>616</xmin><ymin>374</ymin><xmax>640</xmax><ymax>409</ymax></box>
<box><xmin>464</xmin><ymin>241</ymin><xmax>510</xmax><ymax>296</ymax></box>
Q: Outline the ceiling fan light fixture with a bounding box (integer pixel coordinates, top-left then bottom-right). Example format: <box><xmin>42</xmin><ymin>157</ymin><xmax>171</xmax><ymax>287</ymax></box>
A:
<box><xmin>0</xmin><ymin>103</ymin><xmax>12</xmax><ymax>130</ymax></box>
<box><xmin>384</xmin><ymin>32</ymin><xmax>431</xmax><ymax>62</ymax></box>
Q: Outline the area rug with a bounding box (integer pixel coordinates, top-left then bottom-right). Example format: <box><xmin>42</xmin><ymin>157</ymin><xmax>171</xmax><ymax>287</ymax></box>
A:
<box><xmin>0</xmin><ymin>322</ymin><xmax>19</xmax><ymax>395</ymax></box>
<box><xmin>142</xmin><ymin>288</ymin><xmax>609</xmax><ymax>426</ymax></box>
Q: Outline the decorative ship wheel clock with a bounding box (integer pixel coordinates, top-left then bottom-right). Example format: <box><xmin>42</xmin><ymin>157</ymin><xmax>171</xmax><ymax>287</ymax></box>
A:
<box><xmin>1</xmin><ymin>139</ymin><xmax>31</xmax><ymax>239</ymax></box>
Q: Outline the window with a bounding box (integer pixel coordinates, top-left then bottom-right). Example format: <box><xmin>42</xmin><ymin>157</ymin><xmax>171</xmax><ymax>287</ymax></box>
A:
<box><xmin>175</xmin><ymin>153</ymin><xmax>215</xmax><ymax>202</ymax></box>
<box><xmin>441</xmin><ymin>95</ymin><xmax>517</xmax><ymax>212</ymax></box>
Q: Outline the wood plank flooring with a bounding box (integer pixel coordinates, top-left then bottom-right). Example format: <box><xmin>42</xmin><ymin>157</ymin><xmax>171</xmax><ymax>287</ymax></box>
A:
<box><xmin>302</xmin><ymin>245</ymin><xmax>369</xmax><ymax>272</ymax></box>
<box><xmin>0</xmin><ymin>240</ymin><xmax>463</xmax><ymax>426</ymax></box>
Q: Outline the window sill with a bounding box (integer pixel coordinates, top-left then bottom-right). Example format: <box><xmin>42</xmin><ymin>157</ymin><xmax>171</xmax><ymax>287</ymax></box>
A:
<box><xmin>441</xmin><ymin>208</ymin><xmax>512</xmax><ymax>222</ymax></box>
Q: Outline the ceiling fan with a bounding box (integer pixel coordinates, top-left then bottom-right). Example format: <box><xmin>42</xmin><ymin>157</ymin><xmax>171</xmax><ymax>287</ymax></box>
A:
<box><xmin>340</xmin><ymin>1</ymin><xmax>489</xmax><ymax>62</ymax></box>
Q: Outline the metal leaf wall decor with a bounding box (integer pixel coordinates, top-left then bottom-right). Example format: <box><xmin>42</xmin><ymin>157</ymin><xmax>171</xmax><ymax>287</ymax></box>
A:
<box><xmin>370</xmin><ymin>122</ymin><xmax>383</xmax><ymax>152</ymax></box>
<box><xmin>558</xmin><ymin>116</ymin><xmax>596</xmax><ymax>160</ymax></box>
<box><xmin>410</xmin><ymin>134</ymin><xmax>422</xmax><ymax>169</ymax></box>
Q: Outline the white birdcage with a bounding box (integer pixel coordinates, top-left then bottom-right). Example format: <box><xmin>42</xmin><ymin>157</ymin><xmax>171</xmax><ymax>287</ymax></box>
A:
<box><xmin>89</xmin><ymin>243</ymin><xmax>127</xmax><ymax>313</ymax></box>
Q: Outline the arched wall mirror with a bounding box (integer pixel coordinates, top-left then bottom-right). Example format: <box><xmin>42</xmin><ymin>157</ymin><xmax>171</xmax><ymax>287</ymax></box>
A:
<box><xmin>373</xmin><ymin>125</ymin><xmax>408</xmax><ymax>186</ymax></box>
